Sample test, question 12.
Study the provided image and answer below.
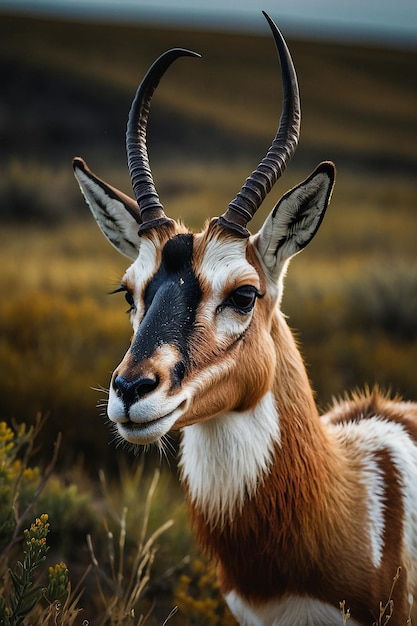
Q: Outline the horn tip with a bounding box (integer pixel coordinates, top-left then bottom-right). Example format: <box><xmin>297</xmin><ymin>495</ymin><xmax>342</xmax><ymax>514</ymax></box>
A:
<box><xmin>262</xmin><ymin>11</ymin><xmax>277</xmax><ymax>29</ymax></box>
<box><xmin>169</xmin><ymin>48</ymin><xmax>201</xmax><ymax>61</ymax></box>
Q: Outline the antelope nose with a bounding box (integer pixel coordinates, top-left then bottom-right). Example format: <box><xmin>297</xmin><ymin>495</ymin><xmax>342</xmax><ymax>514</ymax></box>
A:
<box><xmin>113</xmin><ymin>374</ymin><xmax>159</xmax><ymax>406</ymax></box>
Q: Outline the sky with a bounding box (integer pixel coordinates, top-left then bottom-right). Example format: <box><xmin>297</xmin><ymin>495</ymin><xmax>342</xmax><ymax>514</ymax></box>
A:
<box><xmin>1</xmin><ymin>0</ymin><xmax>417</xmax><ymax>46</ymax></box>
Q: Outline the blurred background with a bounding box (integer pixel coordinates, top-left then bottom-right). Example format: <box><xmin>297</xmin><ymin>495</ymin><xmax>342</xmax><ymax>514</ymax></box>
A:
<box><xmin>0</xmin><ymin>1</ymin><xmax>416</xmax><ymax>620</ymax></box>
<box><xmin>1</xmin><ymin>0</ymin><xmax>416</xmax><ymax>467</ymax></box>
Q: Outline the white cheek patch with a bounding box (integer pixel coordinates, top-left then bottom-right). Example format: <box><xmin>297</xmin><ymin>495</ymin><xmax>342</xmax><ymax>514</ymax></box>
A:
<box><xmin>199</xmin><ymin>298</ymin><xmax>254</xmax><ymax>345</ymax></box>
<box><xmin>198</xmin><ymin>235</ymin><xmax>260</xmax><ymax>341</ymax></box>
<box><xmin>122</xmin><ymin>237</ymin><xmax>158</xmax><ymax>331</ymax></box>
<box><xmin>216</xmin><ymin>308</ymin><xmax>253</xmax><ymax>343</ymax></box>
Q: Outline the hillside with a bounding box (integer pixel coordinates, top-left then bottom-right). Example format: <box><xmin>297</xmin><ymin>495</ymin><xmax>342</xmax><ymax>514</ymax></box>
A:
<box><xmin>0</xmin><ymin>15</ymin><xmax>416</xmax><ymax>623</ymax></box>
<box><xmin>0</xmin><ymin>11</ymin><xmax>416</xmax><ymax>467</ymax></box>
<box><xmin>1</xmin><ymin>11</ymin><xmax>416</xmax><ymax>179</ymax></box>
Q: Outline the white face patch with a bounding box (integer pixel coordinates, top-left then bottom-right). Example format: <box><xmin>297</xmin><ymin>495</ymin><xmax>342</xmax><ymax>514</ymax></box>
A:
<box><xmin>198</xmin><ymin>236</ymin><xmax>258</xmax><ymax>294</ymax></box>
<box><xmin>179</xmin><ymin>392</ymin><xmax>280</xmax><ymax>526</ymax></box>
<box><xmin>197</xmin><ymin>235</ymin><xmax>261</xmax><ymax>342</ymax></box>
<box><xmin>121</xmin><ymin>237</ymin><xmax>158</xmax><ymax>331</ymax></box>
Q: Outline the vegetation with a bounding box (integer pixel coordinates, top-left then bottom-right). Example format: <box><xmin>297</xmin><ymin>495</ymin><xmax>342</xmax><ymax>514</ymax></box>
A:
<box><xmin>0</xmin><ymin>417</ymin><xmax>233</xmax><ymax>625</ymax></box>
<box><xmin>0</xmin><ymin>9</ymin><xmax>416</xmax><ymax>624</ymax></box>
<box><xmin>1</xmin><ymin>187</ymin><xmax>415</xmax><ymax>464</ymax></box>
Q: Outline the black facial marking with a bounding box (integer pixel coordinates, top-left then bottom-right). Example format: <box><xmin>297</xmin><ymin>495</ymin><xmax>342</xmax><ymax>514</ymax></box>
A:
<box><xmin>171</xmin><ymin>361</ymin><xmax>186</xmax><ymax>389</ymax></box>
<box><xmin>129</xmin><ymin>234</ymin><xmax>202</xmax><ymax>373</ymax></box>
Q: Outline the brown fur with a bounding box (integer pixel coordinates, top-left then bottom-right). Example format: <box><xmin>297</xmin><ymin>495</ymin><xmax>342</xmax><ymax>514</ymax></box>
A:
<box><xmin>111</xmin><ymin>220</ymin><xmax>417</xmax><ymax>623</ymax></box>
<box><xmin>326</xmin><ymin>386</ymin><xmax>417</xmax><ymax>444</ymax></box>
<box><xmin>74</xmin><ymin>46</ymin><xmax>417</xmax><ymax>620</ymax></box>
<box><xmin>175</xmin><ymin>224</ymin><xmax>276</xmax><ymax>428</ymax></box>
<box><xmin>186</xmin><ymin>315</ymin><xmax>378</xmax><ymax>620</ymax></box>
<box><xmin>183</xmin><ymin>236</ymin><xmax>417</xmax><ymax>623</ymax></box>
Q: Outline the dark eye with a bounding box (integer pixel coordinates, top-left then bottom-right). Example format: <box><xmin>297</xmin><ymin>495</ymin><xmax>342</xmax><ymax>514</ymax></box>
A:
<box><xmin>111</xmin><ymin>285</ymin><xmax>136</xmax><ymax>314</ymax></box>
<box><xmin>124</xmin><ymin>290</ymin><xmax>135</xmax><ymax>313</ymax></box>
<box><xmin>226</xmin><ymin>286</ymin><xmax>260</xmax><ymax>313</ymax></box>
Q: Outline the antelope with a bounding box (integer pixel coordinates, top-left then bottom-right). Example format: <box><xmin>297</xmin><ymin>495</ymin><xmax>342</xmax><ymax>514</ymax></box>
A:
<box><xmin>73</xmin><ymin>12</ymin><xmax>417</xmax><ymax>626</ymax></box>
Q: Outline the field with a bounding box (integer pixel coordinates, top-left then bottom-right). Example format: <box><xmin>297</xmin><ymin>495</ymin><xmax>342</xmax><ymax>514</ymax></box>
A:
<box><xmin>0</xmin><ymin>10</ymin><xmax>416</xmax><ymax>624</ymax></box>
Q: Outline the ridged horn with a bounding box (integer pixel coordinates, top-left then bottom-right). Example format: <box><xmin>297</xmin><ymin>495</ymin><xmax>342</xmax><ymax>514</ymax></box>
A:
<box><xmin>126</xmin><ymin>48</ymin><xmax>200</xmax><ymax>234</ymax></box>
<box><xmin>218</xmin><ymin>12</ymin><xmax>301</xmax><ymax>238</ymax></box>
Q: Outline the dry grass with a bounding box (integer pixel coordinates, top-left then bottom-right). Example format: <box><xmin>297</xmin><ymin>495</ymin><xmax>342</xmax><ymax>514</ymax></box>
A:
<box><xmin>1</xmin><ymin>11</ymin><xmax>416</xmax><ymax>625</ymax></box>
<box><xmin>0</xmin><ymin>158</ymin><xmax>416</xmax><ymax>463</ymax></box>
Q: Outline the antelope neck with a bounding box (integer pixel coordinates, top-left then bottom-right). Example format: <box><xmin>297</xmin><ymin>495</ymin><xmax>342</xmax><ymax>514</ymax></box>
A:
<box><xmin>179</xmin><ymin>309</ymin><xmax>335</xmax><ymax>528</ymax></box>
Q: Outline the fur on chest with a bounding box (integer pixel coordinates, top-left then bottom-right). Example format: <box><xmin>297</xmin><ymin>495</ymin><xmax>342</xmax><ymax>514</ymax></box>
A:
<box><xmin>179</xmin><ymin>392</ymin><xmax>280</xmax><ymax>527</ymax></box>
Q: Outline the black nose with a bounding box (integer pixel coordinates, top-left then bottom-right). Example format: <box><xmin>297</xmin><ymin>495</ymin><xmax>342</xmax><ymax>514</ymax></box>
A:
<box><xmin>113</xmin><ymin>374</ymin><xmax>159</xmax><ymax>407</ymax></box>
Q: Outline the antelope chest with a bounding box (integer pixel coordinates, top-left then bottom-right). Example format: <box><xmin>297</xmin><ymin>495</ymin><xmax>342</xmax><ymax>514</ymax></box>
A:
<box><xmin>179</xmin><ymin>393</ymin><xmax>280</xmax><ymax>525</ymax></box>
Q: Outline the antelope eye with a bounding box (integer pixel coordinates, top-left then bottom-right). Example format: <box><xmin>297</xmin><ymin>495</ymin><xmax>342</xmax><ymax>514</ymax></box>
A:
<box><xmin>227</xmin><ymin>286</ymin><xmax>259</xmax><ymax>312</ymax></box>
<box><xmin>124</xmin><ymin>290</ymin><xmax>135</xmax><ymax>311</ymax></box>
<box><xmin>110</xmin><ymin>285</ymin><xmax>136</xmax><ymax>314</ymax></box>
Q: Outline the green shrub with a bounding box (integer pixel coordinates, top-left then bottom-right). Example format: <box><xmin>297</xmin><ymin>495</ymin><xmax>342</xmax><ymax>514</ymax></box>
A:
<box><xmin>0</xmin><ymin>420</ymin><xmax>42</xmax><ymax>551</ymax></box>
<box><xmin>0</xmin><ymin>418</ymin><xmax>184</xmax><ymax>624</ymax></box>
<box><xmin>37</xmin><ymin>478</ymin><xmax>99</xmax><ymax>559</ymax></box>
<box><xmin>0</xmin><ymin>514</ymin><xmax>69</xmax><ymax>625</ymax></box>
<box><xmin>0</xmin><ymin>513</ymin><xmax>87</xmax><ymax>626</ymax></box>
<box><xmin>0</xmin><ymin>416</ymin><xmax>100</xmax><ymax>564</ymax></box>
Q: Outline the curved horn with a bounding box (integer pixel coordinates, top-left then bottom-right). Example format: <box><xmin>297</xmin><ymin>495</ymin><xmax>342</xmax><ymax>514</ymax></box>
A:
<box><xmin>218</xmin><ymin>12</ymin><xmax>301</xmax><ymax>238</ymax></box>
<box><xmin>126</xmin><ymin>48</ymin><xmax>200</xmax><ymax>234</ymax></box>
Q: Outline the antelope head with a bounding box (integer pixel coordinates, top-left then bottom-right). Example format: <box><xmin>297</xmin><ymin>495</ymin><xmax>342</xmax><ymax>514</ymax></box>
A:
<box><xmin>73</xmin><ymin>12</ymin><xmax>335</xmax><ymax>447</ymax></box>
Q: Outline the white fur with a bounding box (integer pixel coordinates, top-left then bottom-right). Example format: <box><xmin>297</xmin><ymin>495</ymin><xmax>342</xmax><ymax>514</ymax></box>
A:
<box><xmin>112</xmin><ymin>401</ymin><xmax>185</xmax><ymax>445</ymax></box>
<box><xmin>256</xmin><ymin>171</ymin><xmax>331</xmax><ymax>282</ymax></box>
<box><xmin>74</xmin><ymin>166</ymin><xmax>140</xmax><ymax>259</ymax></box>
<box><xmin>225</xmin><ymin>591</ymin><xmax>362</xmax><ymax>626</ymax></box>
<box><xmin>108</xmin><ymin>343</ymin><xmax>190</xmax><ymax>444</ymax></box>
<box><xmin>198</xmin><ymin>235</ymin><xmax>259</xmax><ymax>295</ymax></box>
<box><xmin>358</xmin><ymin>452</ymin><xmax>386</xmax><ymax>569</ymax></box>
<box><xmin>122</xmin><ymin>237</ymin><xmax>158</xmax><ymax>329</ymax></box>
<box><xmin>198</xmin><ymin>235</ymin><xmax>261</xmax><ymax>342</ymax></box>
<box><xmin>329</xmin><ymin>416</ymin><xmax>417</xmax><ymax>576</ymax></box>
<box><xmin>179</xmin><ymin>392</ymin><xmax>280</xmax><ymax>526</ymax></box>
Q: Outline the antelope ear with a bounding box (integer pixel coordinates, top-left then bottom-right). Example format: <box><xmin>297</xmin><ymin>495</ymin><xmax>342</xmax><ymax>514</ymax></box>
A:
<box><xmin>256</xmin><ymin>161</ymin><xmax>335</xmax><ymax>280</ymax></box>
<box><xmin>73</xmin><ymin>157</ymin><xmax>142</xmax><ymax>260</ymax></box>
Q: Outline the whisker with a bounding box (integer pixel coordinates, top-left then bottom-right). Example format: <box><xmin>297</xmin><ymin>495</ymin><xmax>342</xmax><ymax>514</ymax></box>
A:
<box><xmin>157</xmin><ymin>434</ymin><xmax>177</xmax><ymax>466</ymax></box>
<box><xmin>91</xmin><ymin>385</ymin><xmax>109</xmax><ymax>395</ymax></box>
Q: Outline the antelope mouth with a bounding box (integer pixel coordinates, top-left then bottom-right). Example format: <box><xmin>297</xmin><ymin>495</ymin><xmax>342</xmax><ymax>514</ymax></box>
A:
<box><xmin>115</xmin><ymin>400</ymin><xmax>188</xmax><ymax>445</ymax></box>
